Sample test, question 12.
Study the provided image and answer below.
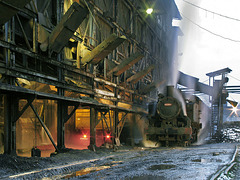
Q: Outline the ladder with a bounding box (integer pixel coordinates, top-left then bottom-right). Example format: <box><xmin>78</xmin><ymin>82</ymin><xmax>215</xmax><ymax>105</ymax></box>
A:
<box><xmin>211</xmin><ymin>103</ymin><xmax>219</xmax><ymax>138</ymax></box>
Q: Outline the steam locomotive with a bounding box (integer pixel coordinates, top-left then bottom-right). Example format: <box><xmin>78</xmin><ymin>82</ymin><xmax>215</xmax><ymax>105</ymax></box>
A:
<box><xmin>145</xmin><ymin>86</ymin><xmax>202</xmax><ymax>146</ymax></box>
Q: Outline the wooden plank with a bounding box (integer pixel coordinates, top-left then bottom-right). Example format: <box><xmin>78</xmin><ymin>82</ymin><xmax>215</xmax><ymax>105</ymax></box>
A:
<box><xmin>107</xmin><ymin>52</ymin><xmax>144</xmax><ymax>76</ymax></box>
<box><xmin>80</xmin><ymin>33</ymin><xmax>126</xmax><ymax>65</ymax></box>
<box><xmin>40</xmin><ymin>2</ymin><xmax>88</xmax><ymax>53</ymax></box>
<box><xmin>126</xmin><ymin>65</ymin><xmax>155</xmax><ymax>84</ymax></box>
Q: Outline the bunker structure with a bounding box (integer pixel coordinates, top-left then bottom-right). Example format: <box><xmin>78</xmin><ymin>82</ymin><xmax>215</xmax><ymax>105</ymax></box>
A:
<box><xmin>0</xmin><ymin>0</ymin><xmax>181</xmax><ymax>156</ymax></box>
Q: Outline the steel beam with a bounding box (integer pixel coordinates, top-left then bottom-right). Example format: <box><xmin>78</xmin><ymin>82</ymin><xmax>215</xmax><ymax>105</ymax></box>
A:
<box><xmin>30</xmin><ymin>103</ymin><xmax>59</xmax><ymax>152</ymax></box>
<box><xmin>88</xmin><ymin>107</ymin><xmax>97</xmax><ymax>151</ymax></box>
<box><xmin>178</xmin><ymin>71</ymin><xmax>214</xmax><ymax>96</ymax></box>
<box><xmin>57</xmin><ymin>99</ymin><xmax>66</xmax><ymax>151</ymax></box>
<box><xmin>64</xmin><ymin>103</ymin><xmax>80</xmax><ymax>123</ymax></box>
<box><xmin>206</xmin><ymin>67</ymin><xmax>232</xmax><ymax>77</ymax></box>
<box><xmin>117</xmin><ymin>112</ymin><xmax>128</xmax><ymax>139</ymax></box>
<box><xmin>15</xmin><ymin>96</ymin><xmax>34</xmax><ymax>121</ymax></box>
<box><xmin>4</xmin><ymin>94</ymin><xmax>18</xmax><ymax>155</ymax></box>
<box><xmin>0</xmin><ymin>39</ymin><xmax>95</xmax><ymax>78</ymax></box>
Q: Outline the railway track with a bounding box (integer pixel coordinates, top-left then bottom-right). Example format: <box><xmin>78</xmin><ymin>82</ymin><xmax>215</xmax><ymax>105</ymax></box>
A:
<box><xmin>210</xmin><ymin>144</ymin><xmax>239</xmax><ymax>180</ymax></box>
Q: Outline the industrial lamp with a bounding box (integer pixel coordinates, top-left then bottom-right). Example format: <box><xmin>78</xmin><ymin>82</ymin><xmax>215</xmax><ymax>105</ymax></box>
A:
<box><xmin>146</xmin><ymin>8</ymin><xmax>153</xmax><ymax>14</ymax></box>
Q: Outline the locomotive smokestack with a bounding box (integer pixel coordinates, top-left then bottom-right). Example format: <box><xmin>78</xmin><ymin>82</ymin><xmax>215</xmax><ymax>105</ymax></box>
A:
<box><xmin>167</xmin><ymin>85</ymin><xmax>174</xmax><ymax>97</ymax></box>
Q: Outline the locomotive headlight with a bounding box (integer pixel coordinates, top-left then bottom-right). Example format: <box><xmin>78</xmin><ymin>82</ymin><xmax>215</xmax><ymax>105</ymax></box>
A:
<box><xmin>164</xmin><ymin>103</ymin><xmax>172</xmax><ymax>107</ymax></box>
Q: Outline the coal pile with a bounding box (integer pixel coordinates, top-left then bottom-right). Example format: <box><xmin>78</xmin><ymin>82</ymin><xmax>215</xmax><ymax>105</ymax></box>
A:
<box><xmin>221</xmin><ymin>127</ymin><xmax>240</xmax><ymax>142</ymax></box>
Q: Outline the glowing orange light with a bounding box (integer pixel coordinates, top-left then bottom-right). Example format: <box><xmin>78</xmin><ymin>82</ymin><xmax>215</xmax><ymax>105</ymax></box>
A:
<box><xmin>106</xmin><ymin>135</ymin><xmax>110</xmax><ymax>139</ymax></box>
<box><xmin>83</xmin><ymin>134</ymin><xmax>87</xmax><ymax>138</ymax></box>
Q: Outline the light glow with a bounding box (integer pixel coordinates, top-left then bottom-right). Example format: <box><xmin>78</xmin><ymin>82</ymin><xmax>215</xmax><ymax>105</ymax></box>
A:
<box><xmin>227</xmin><ymin>106</ymin><xmax>239</xmax><ymax>118</ymax></box>
<box><xmin>232</xmin><ymin>106</ymin><xmax>238</xmax><ymax>113</ymax></box>
<box><xmin>83</xmin><ymin>134</ymin><xmax>87</xmax><ymax>139</ymax></box>
<box><xmin>146</xmin><ymin>8</ymin><xmax>153</xmax><ymax>14</ymax></box>
<box><xmin>106</xmin><ymin>135</ymin><xmax>110</xmax><ymax>139</ymax></box>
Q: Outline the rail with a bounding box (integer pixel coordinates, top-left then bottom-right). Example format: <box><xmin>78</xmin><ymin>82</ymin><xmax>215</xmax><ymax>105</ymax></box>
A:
<box><xmin>210</xmin><ymin>144</ymin><xmax>239</xmax><ymax>180</ymax></box>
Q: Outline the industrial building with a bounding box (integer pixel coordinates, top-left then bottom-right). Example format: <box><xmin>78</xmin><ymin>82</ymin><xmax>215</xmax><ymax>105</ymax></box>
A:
<box><xmin>0</xmin><ymin>0</ymin><xmax>182</xmax><ymax>156</ymax></box>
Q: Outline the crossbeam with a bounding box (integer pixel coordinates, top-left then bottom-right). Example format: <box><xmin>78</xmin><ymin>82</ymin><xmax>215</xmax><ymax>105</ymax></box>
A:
<box><xmin>30</xmin><ymin>103</ymin><xmax>59</xmax><ymax>152</ymax></box>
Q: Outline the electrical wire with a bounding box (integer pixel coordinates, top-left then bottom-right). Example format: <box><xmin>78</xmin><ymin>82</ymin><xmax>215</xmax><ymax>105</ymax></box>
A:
<box><xmin>180</xmin><ymin>13</ymin><xmax>240</xmax><ymax>43</ymax></box>
<box><xmin>228</xmin><ymin>74</ymin><xmax>240</xmax><ymax>83</ymax></box>
<box><xmin>182</xmin><ymin>0</ymin><xmax>240</xmax><ymax>22</ymax></box>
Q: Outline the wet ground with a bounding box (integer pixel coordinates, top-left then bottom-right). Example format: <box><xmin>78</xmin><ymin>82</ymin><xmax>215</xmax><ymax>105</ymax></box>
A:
<box><xmin>0</xmin><ymin>142</ymin><xmax>239</xmax><ymax>179</ymax></box>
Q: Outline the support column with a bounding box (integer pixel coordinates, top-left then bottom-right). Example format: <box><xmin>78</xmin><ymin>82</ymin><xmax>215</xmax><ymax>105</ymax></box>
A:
<box><xmin>4</xmin><ymin>94</ymin><xmax>18</xmax><ymax>155</ymax></box>
<box><xmin>57</xmin><ymin>89</ymin><xmax>66</xmax><ymax>151</ymax></box>
<box><xmin>89</xmin><ymin>107</ymin><xmax>97</xmax><ymax>151</ymax></box>
<box><xmin>114</xmin><ymin>78</ymin><xmax>119</xmax><ymax>147</ymax></box>
<box><xmin>114</xmin><ymin>109</ymin><xmax>119</xmax><ymax>146</ymax></box>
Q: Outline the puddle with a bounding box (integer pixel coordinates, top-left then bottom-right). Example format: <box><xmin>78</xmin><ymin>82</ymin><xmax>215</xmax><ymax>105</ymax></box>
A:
<box><xmin>148</xmin><ymin>164</ymin><xmax>176</xmax><ymax>170</ymax></box>
<box><xmin>63</xmin><ymin>166</ymin><xmax>111</xmax><ymax>179</ymax></box>
<box><xmin>192</xmin><ymin>159</ymin><xmax>222</xmax><ymax>163</ymax></box>
<box><xmin>103</xmin><ymin>161</ymin><xmax>123</xmax><ymax>166</ymax></box>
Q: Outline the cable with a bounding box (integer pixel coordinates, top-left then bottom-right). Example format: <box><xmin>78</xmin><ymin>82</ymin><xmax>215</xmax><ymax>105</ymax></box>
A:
<box><xmin>182</xmin><ymin>0</ymin><xmax>240</xmax><ymax>22</ymax></box>
<box><xmin>228</xmin><ymin>74</ymin><xmax>240</xmax><ymax>82</ymax></box>
<box><xmin>180</xmin><ymin>13</ymin><xmax>240</xmax><ymax>43</ymax></box>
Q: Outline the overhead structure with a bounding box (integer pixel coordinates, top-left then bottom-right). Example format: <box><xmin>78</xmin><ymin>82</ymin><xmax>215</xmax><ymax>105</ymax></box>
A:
<box><xmin>80</xmin><ymin>33</ymin><xmax>126</xmax><ymax>65</ymax></box>
<box><xmin>0</xmin><ymin>0</ymin><xmax>31</xmax><ymax>25</ymax></box>
<box><xmin>127</xmin><ymin>65</ymin><xmax>155</xmax><ymax>84</ymax></box>
<box><xmin>206</xmin><ymin>67</ymin><xmax>232</xmax><ymax>77</ymax></box>
<box><xmin>206</xmin><ymin>68</ymin><xmax>231</xmax><ymax>139</ymax></box>
<box><xmin>40</xmin><ymin>2</ymin><xmax>88</xmax><ymax>53</ymax></box>
<box><xmin>178</xmin><ymin>68</ymin><xmax>232</xmax><ymax>139</ymax></box>
<box><xmin>107</xmin><ymin>52</ymin><xmax>144</xmax><ymax>76</ymax></box>
<box><xmin>178</xmin><ymin>71</ymin><xmax>213</xmax><ymax>96</ymax></box>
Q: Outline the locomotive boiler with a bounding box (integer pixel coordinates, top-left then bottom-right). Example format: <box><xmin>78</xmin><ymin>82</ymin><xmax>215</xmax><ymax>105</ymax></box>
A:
<box><xmin>145</xmin><ymin>86</ymin><xmax>200</xmax><ymax>146</ymax></box>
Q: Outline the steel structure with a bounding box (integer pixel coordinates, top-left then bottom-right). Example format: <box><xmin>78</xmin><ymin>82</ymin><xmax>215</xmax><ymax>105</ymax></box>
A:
<box><xmin>0</xmin><ymin>0</ymin><xmax>180</xmax><ymax>155</ymax></box>
<box><xmin>178</xmin><ymin>68</ymin><xmax>232</xmax><ymax>139</ymax></box>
